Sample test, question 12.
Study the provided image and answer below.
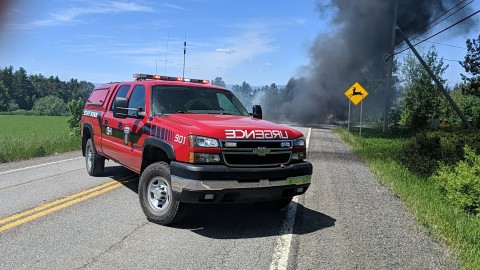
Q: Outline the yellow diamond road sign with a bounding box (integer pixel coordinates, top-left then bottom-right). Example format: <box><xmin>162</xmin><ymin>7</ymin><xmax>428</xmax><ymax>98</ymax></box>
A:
<box><xmin>344</xmin><ymin>82</ymin><xmax>368</xmax><ymax>105</ymax></box>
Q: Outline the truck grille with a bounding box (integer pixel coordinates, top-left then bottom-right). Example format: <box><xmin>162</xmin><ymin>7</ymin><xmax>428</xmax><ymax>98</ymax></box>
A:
<box><xmin>221</xmin><ymin>140</ymin><xmax>292</xmax><ymax>167</ymax></box>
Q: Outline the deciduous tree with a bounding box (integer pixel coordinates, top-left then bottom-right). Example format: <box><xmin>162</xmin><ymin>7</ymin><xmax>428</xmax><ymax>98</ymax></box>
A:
<box><xmin>460</xmin><ymin>35</ymin><xmax>480</xmax><ymax>97</ymax></box>
<box><xmin>400</xmin><ymin>47</ymin><xmax>448</xmax><ymax>129</ymax></box>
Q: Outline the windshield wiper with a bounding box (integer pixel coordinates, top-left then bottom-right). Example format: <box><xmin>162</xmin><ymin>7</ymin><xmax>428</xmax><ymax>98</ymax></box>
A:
<box><xmin>174</xmin><ymin>111</ymin><xmax>195</xmax><ymax>114</ymax></box>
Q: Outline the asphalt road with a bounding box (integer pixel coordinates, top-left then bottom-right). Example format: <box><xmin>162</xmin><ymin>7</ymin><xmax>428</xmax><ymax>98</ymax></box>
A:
<box><xmin>0</xmin><ymin>127</ymin><xmax>457</xmax><ymax>270</ymax></box>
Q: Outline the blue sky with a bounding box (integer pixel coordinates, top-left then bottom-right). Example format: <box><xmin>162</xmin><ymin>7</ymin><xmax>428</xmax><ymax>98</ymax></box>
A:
<box><xmin>0</xmin><ymin>0</ymin><xmax>478</xmax><ymax>87</ymax></box>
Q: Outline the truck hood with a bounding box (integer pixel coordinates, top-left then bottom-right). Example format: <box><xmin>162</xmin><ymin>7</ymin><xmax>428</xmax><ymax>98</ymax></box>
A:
<box><xmin>152</xmin><ymin>114</ymin><xmax>303</xmax><ymax>140</ymax></box>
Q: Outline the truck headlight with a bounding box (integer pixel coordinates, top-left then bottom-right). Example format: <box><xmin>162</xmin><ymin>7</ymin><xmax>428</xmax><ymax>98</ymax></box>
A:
<box><xmin>189</xmin><ymin>135</ymin><xmax>219</xmax><ymax>148</ymax></box>
<box><xmin>293</xmin><ymin>136</ymin><xmax>306</xmax><ymax>147</ymax></box>
<box><xmin>188</xmin><ymin>135</ymin><xmax>221</xmax><ymax>163</ymax></box>
<box><xmin>292</xmin><ymin>136</ymin><xmax>306</xmax><ymax>161</ymax></box>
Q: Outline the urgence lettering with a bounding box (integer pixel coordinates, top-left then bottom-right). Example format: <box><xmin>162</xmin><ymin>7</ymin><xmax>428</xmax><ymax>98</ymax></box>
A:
<box><xmin>174</xmin><ymin>134</ymin><xmax>187</xmax><ymax>144</ymax></box>
<box><xmin>83</xmin><ymin>110</ymin><xmax>99</xmax><ymax>118</ymax></box>
<box><xmin>225</xmin><ymin>129</ymin><xmax>289</xmax><ymax>139</ymax></box>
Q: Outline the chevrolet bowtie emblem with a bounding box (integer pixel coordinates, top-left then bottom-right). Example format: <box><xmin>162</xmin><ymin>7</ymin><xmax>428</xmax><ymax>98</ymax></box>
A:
<box><xmin>253</xmin><ymin>147</ymin><xmax>270</xmax><ymax>156</ymax></box>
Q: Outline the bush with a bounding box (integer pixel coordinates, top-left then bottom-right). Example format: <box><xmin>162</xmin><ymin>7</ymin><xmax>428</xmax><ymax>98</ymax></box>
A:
<box><xmin>433</xmin><ymin>146</ymin><xmax>480</xmax><ymax>215</ymax></box>
<box><xmin>431</xmin><ymin>129</ymin><xmax>480</xmax><ymax>164</ymax></box>
<box><xmin>0</xmin><ymin>109</ymin><xmax>36</xmax><ymax>115</ymax></box>
<box><xmin>398</xmin><ymin>132</ymin><xmax>442</xmax><ymax>177</ymax></box>
<box><xmin>67</xmin><ymin>98</ymin><xmax>85</xmax><ymax>136</ymax></box>
<box><xmin>33</xmin><ymin>95</ymin><xmax>67</xmax><ymax>116</ymax></box>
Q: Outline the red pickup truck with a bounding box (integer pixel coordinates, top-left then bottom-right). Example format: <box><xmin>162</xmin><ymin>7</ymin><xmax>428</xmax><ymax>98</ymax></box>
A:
<box><xmin>81</xmin><ymin>74</ymin><xmax>312</xmax><ymax>225</ymax></box>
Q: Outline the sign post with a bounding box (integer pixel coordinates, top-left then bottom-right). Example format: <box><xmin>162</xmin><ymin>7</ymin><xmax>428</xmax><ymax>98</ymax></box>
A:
<box><xmin>344</xmin><ymin>82</ymin><xmax>368</xmax><ymax>137</ymax></box>
<box><xmin>359</xmin><ymin>101</ymin><xmax>363</xmax><ymax>137</ymax></box>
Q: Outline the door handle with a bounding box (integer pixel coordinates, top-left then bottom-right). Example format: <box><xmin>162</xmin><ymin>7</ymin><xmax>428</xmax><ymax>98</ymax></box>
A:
<box><xmin>118</xmin><ymin>122</ymin><xmax>123</xmax><ymax>129</ymax></box>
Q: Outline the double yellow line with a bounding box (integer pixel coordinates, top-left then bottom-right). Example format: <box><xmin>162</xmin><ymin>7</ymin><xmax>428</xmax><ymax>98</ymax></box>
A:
<box><xmin>0</xmin><ymin>176</ymin><xmax>135</xmax><ymax>233</ymax></box>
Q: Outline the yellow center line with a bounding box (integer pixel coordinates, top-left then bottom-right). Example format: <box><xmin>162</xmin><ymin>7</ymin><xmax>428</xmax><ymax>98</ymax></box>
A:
<box><xmin>0</xmin><ymin>175</ymin><xmax>136</xmax><ymax>232</ymax></box>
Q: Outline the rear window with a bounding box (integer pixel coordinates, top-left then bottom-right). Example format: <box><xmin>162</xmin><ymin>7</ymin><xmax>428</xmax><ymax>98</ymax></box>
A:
<box><xmin>87</xmin><ymin>88</ymin><xmax>110</xmax><ymax>106</ymax></box>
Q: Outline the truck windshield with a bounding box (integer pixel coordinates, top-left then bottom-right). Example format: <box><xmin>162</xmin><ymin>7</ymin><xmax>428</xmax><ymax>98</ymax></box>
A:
<box><xmin>151</xmin><ymin>85</ymin><xmax>250</xmax><ymax>116</ymax></box>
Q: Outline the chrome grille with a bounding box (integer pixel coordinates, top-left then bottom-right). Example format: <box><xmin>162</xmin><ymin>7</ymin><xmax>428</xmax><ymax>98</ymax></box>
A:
<box><xmin>221</xmin><ymin>140</ymin><xmax>293</xmax><ymax>167</ymax></box>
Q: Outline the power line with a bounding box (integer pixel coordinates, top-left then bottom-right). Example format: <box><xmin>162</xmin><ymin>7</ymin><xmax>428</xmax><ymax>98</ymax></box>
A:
<box><xmin>394</xmin><ymin>39</ymin><xmax>466</xmax><ymax>55</ymax></box>
<box><xmin>395</xmin><ymin>9</ymin><xmax>480</xmax><ymax>56</ymax></box>
<box><xmin>409</xmin><ymin>0</ymin><xmax>476</xmax><ymax>41</ymax></box>
<box><xmin>406</xmin><ymin>0</ymin><xmax>472</xmax><ymax>40</ymax></box>
<box><xmin>424</xmin><ymin>40</ymin><xmax>467</xmax><ymax>49</ymax></box>
<box><xmin>387</xmin><ymin>0</ymin><xmax>473</xmax><ymax>60</ymax></box>
<box><xmin>395</xmin><ymin>39</ymin><xmax>467</xmax><ymax>56</ymax></box>
<box><xmin>444</xmin><ymin>58</ymin><xmax>463</xmax><ymax>62</ymax></box>
<box><xmin>396</xmin><ymin>51</ymin><xmax>463</xmax><ymax>62</ymax></box>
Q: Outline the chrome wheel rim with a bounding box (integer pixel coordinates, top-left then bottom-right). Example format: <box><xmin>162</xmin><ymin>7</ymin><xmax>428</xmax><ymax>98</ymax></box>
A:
<box><xmin>147</xmin><ymin>176</ymin><xmax>171</xmax><ymax>212</ymax></box>
<box><xmin>86</xmin><ymin>145</ymin><xmax>93</xmax><ymax>171</ymax></box>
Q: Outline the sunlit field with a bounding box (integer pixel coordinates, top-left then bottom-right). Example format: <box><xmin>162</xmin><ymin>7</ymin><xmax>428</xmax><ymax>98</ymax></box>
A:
<box><xmin>0</xmin><ymin>115</ymin><xmax>81</xmax><ymax>162</ymax></box>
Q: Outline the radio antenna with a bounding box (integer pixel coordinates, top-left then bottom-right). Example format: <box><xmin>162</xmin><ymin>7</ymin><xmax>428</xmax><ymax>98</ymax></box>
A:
<box><xmin>183</xmin><ymin>34</ymin><xmax>186</xmax><ymax>79</ymax></box>
<box><xmin>165</xmin><ymin>32</ymin><xmax>169</xmax><ymax>76</ymax></box>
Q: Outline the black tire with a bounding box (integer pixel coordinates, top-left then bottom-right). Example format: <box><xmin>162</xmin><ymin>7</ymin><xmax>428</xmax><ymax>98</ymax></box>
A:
<box><xmin>138</xmin><ymin>162</ymin><xmax>184</xmax><ymax>225</ymax></box>
<box><xmin>85</xmin><ymin>138</ymin><xmax>105</xmax><ymax>176</ymax></box>
<box><xmin>255</xmin><ymin>197</ymin><xmax>293</xmax><ymax>211</ymax></box>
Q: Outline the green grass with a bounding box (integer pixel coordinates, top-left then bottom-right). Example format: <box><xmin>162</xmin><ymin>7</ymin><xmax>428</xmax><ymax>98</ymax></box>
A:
<box><xmin>336</xmin><ymin>128</ymin><xmax>480</xmax><ymax>270</ymax></box>
<box><xmin>0</xmin><ymin>115</ymin><xmax>81</xmax><ymax>162</ymax></box>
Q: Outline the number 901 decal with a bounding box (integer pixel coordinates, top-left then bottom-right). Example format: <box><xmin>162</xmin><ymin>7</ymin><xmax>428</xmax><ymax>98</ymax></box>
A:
<box><xmin>175</xmin><ymin>134</ymin><xmax>187</xmax><ymax>144</ymax></box>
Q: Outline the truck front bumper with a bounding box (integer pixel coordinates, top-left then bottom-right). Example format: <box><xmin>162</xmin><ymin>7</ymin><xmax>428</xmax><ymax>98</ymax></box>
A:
<box><xmin>170</xmin><ymin>161</ymin><xmax>312</xmax><ymax>203</ymax></box>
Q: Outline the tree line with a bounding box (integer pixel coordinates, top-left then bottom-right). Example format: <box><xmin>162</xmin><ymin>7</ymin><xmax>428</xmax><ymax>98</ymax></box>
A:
<box><xmin>211</xmin><ymin>76</ymin><xmax>282</xmax><ymax>112</ymax></box>
<box><xmin>0</xmin><ymin>66</ymin><xmax>95</xmax><ymax>115</ymax></box>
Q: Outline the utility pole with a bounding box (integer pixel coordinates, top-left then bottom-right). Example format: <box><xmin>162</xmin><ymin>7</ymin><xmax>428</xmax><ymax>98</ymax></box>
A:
<box><xmin>383</xmin><ymin>0</ymin><xmax>399</xmax><ymax>133</ymax></box>
<box><xmin>396</xmin><ymin>26</ymin><xmax>473</xmax><ymax>129</ymax></box>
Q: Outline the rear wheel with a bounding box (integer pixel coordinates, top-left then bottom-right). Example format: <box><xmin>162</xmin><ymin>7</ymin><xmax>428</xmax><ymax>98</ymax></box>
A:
<box><xmin>255</xmin><ymin>197</ymin><xmax>293</xmax><ymax>211</ymax></box>
<box><xmin>139</xmin><ymin>162</ymin><xmax>184</xmax><ymax>225</ymax></box>
<box><xmin>85</xmin><ymin>138</ymin><xmax>105</xmax><ymax>176</ymax></box>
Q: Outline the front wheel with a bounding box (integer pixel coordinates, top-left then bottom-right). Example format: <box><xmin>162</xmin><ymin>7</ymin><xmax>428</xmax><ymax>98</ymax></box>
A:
<box><xmin>138</xmin><ymin>162</ymin><xmax>184</xmax><ymax>225</ymax></box>
<box><xmin>85</xmin><ymin>138</ymin><xmax>105</xmax><ymax>176</ymax></box>
<box><xmin>255</xmin><ymin>197</ymin><xmax>293</xmax><ymax>211</ymax></box>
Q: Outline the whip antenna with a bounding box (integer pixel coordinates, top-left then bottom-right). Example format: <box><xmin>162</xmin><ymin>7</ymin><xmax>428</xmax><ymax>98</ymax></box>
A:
<box><xmin>183</xmin><ymin>35</ymin><xmax>186</xmax><ymax>79</ymax></box>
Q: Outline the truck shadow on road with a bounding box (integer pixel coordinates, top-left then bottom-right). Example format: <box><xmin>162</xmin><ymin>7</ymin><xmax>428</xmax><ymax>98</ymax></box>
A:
<box><xmin>103</xmin><ymin>165</ymin><xmax>140</xmax><ymax>193</ymax></box>
<box><xmin>104</xmin><ymin>166</ymin><xmax>336</xmax><ymax>239</ymax></box>
<box><xmin>172</xmin><ymin>202</ymin><xmax>336</xmax><ymax>239</ymax></box>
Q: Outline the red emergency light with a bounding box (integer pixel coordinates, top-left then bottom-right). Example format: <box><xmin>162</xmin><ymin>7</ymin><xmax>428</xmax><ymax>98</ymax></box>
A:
<box><xmin>133</xmin><ymin>73</ymin><xmax>209</xmax><ymax>84</ymax></box>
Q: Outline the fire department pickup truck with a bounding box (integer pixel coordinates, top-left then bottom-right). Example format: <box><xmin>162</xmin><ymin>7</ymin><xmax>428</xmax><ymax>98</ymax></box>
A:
<box><xmin>81</xmin><ymin>74</ymin><xmax>312</xmax><ymax>225</ymax></box>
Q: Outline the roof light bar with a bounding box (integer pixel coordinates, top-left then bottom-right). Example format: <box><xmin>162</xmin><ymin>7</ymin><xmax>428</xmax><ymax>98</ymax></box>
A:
<box><xmin>133</xmin><ymin>73</ymin><xmax>209</xmax><ymax>84</ymax></box>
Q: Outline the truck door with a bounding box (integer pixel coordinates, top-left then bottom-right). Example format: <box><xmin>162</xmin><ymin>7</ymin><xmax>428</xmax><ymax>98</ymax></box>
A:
<box><xmin>114</xmin><ymin>84</ymin><xmax>146</xmax><ymax>171</ymax></box>
<box><xmin>101</xmin><ymin>84</ymin><xmax>131</xmax><ymax>160</ymax></box>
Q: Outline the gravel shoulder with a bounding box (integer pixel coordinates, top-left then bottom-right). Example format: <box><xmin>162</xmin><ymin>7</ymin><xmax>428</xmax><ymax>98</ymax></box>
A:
<box><xmin>291</xmin><ymin>128</ymin><xmax>458</xmax><ymax>270</ymax></box>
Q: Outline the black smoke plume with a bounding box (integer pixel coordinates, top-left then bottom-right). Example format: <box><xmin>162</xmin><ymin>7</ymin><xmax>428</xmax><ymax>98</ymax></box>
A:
<box><xmin>262</xmin><ymin>0</ymin><xmax>476</xmax><ymax>124</ymax></box>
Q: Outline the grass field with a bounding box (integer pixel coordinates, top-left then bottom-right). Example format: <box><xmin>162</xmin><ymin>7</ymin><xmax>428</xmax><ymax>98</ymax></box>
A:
<box><xmin>0</xmin><ymin>115</ymin><xmax>81</xmax><ymax>163</ymax></box>
<box><xmin>336</xmin><ymin>128</ymin><xmax>480</xmax><ymax>270</ymax></box>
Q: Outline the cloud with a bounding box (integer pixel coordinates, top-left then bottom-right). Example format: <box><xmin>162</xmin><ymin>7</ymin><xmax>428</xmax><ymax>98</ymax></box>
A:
<box><xmin>215</xmin><ymin>48</ymin><xmax>235</xmax><ymax>54</ymax></box>
<box><xmin>159</xmin><ymin>3</ymin><xmax>186</xmax><ymax>11</ymax></box>
<box><xmin>185</xmin><ymin>28</ymin><xmax>275</xmax><ymax>80</ymax></box>
<box><xmin>8</xmin><ymin>1</ymin><xmax>154</xmax><ymax>29</ymax></box>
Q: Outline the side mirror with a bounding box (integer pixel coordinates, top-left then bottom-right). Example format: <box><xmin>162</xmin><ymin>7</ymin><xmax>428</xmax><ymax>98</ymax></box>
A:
<box><xmin>113</xmin><ymin>97</ymin><xmax>129</xmax><ymax>119</ymax></box>
<box><xmin>252</xmin><ymin>105</ymin><xmax>262</xmax><ymax>119</ymax></box>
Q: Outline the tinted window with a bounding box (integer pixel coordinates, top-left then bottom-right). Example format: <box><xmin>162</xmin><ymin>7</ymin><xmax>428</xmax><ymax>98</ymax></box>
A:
<box><xmin>110</xmin><ymin>85</ymin><xmax>131</xmax><ymax>111</ymax></box>
<box><xmin>87</xmin><ymin>88</ymin><xmax>109</xmax><ymax>106</ymax></box>
<box><xmin>128</xmin><ymin>85</ymin><xmax>146</xmax><ymax>116</ymax></box>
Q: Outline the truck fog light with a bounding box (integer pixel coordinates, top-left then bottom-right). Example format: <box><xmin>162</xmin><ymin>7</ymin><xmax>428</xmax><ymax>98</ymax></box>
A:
<box><xmin>193</xmin><ymin>153</ymin><xmax>221</xmax><ymax>163</ymax></box>
<box><xmin>292</xmin><ymin>151</ymin><xmax>306</xmax><ymax>160</ymax></box>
